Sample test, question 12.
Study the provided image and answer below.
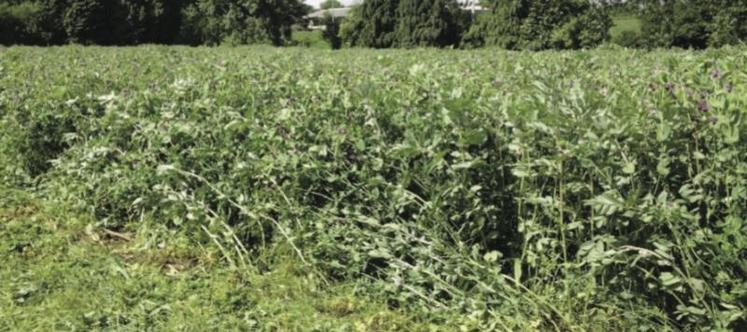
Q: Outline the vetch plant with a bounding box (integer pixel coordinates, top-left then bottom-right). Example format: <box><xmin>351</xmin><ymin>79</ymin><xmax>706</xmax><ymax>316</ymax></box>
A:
<box><xmin>0</xmin><ymin>46</ymin><xmax>744</xmax><ymax>331</ymax></box>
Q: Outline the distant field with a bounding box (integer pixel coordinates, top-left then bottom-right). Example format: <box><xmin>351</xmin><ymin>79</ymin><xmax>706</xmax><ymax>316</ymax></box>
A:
<box><xmin>611</xmin><ymin>14</ymin><xmax>642</xmax><ymax>38</ymax></box>
<box><xmin>292</xmin><ymin>30</ymin><xmax>330</xmax><ymax>49</ymax></box>
<box><xmin>1</xmin><ymin>46</ymin><xmax>745</xmax><ymax>330</ymax></box>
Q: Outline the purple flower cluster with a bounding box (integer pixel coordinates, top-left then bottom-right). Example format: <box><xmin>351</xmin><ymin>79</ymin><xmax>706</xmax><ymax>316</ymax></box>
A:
<box><xmin>697</xmin><ymin>99</ymin><xmax>709</xmax><ymax>113</ymax></box>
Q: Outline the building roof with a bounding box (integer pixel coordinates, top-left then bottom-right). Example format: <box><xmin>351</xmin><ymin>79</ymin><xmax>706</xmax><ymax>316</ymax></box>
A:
<box><xmin>306</xmin><ymin>8</ymin><xmax>352</xmax><ymax>19</ymax></box>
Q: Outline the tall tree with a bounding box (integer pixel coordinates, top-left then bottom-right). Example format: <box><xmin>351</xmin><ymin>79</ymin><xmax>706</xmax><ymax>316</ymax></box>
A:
<box><xmin>341</xmin><ymin>0</ymin><xmax>398</xmax><ymax>48</ymax></box>
<box><xmin>179</xmin><ymin>0</ymin><xmax>309</xmax><ymax>46</ymax></box>
<box><xmin>321</xmin><ymin>12</ymin><xmax>342</xmax><ymax>49</ymax></box>
<box><xmin>62</xmin><ymin>0</ymin><xmax>116</xmax><ymax>45</ymax></box>
<box><xmin>395</xmin><ymin>0</ymin><xmax>464</xmax><ymax>48</ymax></box>
<box><xmin>0</xmin><ymin>1</ymin><xmax>41</xmax><ymax>45</ymax></box>
<box><xmin>465</xmin><ymin>0</ymin><xmax>611</xmax><ymax>50</ymax></box>
<box><xmin>342</xmin><ymin>0</ymin><xmax>466</xmax><ymax>48</ymax></box>
<box><xmin>117</xmin><ymin>0</ymin><xmax>185</xmax><ymax>44</ymax></box>
<box><xmin>637</xmin><ymin>0</ymin><xmax>747</xmax><ymax>49</ymax></box>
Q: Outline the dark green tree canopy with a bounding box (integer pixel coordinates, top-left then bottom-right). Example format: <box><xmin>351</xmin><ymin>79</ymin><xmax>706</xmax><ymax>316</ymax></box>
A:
<box><xmin>341</xmin><ymin>0</ymin><xmax>465</xmax><ymax>48</ymax></box>
<box><xmin>0</xmin><ymin>0</ymin><xmax>308</xmax><ymax>46</ymax></box>
<box><xmin>345</xmin><ymin>0</ymin><xmax>399</xmax><ymax>48</ymax></box>
<box><xmin>395</xmin><ymin>0</ymin><xmax>465</xmax><ymax>48</ymax></box>
<box><xmin>636</xmin><ymin>0</ymin><xmax>747</xmax><ymax>49</ymax></box>
<box><xmin>3</xmin><ymin>0</ymin><xmax>746</xmax><ymax>49</ymax></box>
<box><xmin>321</xmin><ymin>12</ymin><xmax>342</xmax><ymax>49</ymax></box>
<box><xmin>465</xmin><ymin>0</ymin><xmax>612</xmax><ymax>50</ymax></box>
<box><xmin>320</xmin><ymin>0</ymin><xmax>343</xmax><ymax>9</ymax></box>
<box><xmin>179</xmin><ymin>0</ymin><xmax>308</xmax><ymax>46</ymax></box>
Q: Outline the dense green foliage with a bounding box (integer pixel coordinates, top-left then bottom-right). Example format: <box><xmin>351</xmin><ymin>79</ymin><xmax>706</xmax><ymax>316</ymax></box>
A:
<box><xmin>3</xmin><ymin>0</ymin><xmax>746</xmax><ymax>50</ymax></box>
<box><xmin>465</xmin><ymin>0</ymin><xmax>612</xmax><ymax>50</ymax></box>
<box><xmin>0</xmin><ymin>1</ymin><xmax>40</xmax><ymax>45</ymax></box>
<box><xmin>638</xmin><ymin>0</ymin><xmax>747</xmax><ymax>49</ymax></box>
<box><xmin>394</xmin><ymin>0</ymin><xmax>465</xmax><ymax>48</ymax></box>
<box><xmin>0</xmin><ymin>0</ymin><xmax>187</xmax><ymax>45</ymax></box>
<box><xmin>340</xmin><ymin>0</ymin><xmax>398</xmax><ymax>48</ymax></box>
<box><xmin>0</xmin><ymin>0</ymin><xmax>308</xmax><ymax>46</ymax></box>
<box><xmin>0</xmin><ymin>192</ymin><xmax>440</xmax><ymax>330</ymax></box>
<box><xmin>178</xmin><ymin>0</ymin><xmax>309</xmax><ymax>46</ymax></box>
<box><xmin>292</xmin><ymin>29</ymin><xmax>330</xmax><ymax>49</ymax></box>
<box><xmin>321</xmin><ymin>13</ymin><xmax>343</xmax><ymax>49</ymax></box>
<box><xmin>609</xmin><ymin>11</ymin><xmax>643</xmax><ymax>48</ymax></box>
<box><xmin>341</xmin><ymin>0</ymin><xmax>465</xmax><ymax>48</ymax></box>
<box><xmin>1</xmin><ymin>46</ymin><xmax>745</xmax><ymax>330</ymax></box>
<box><xmin>319</xmin><ymin>0</ymin><xmax>342</xmax><ymax>10</ymax></box>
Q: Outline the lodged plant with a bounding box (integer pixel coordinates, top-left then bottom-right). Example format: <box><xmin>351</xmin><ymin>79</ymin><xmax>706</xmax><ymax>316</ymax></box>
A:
<box><xmin>1</xmin><ymin>46</ymin><xmax>745</xmax><ymax>330</ymax></box>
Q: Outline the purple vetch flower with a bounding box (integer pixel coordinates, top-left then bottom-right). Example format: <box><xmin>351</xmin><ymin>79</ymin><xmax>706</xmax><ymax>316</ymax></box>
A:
<box><xmin>726</xmin><ymin>83</ymin><xmax>734</xmax><ymax>93</ymax></box>
<box><xmin>711</xmin><ymin>69</ymin><xmax>722</xmax><ymax>79</ymax></box>
<box><xmin>697</xmin><ymin>99</ymin><xmax>710</xmax><ymax>113</ymax></box>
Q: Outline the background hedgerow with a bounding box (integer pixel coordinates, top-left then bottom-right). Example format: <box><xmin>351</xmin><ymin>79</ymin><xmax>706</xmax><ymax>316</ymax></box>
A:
<box><xmin>637</xmin><ymin>0</ymin><xmax>747</xmax><ymax>49</ymax></box>
<box><xmin>1</xmin><ymin>46</ymin><xmax>746</xmax><ymax>330</ymax></box>
<box><xmin>464</xmin><ymin>0</ymin><xmax>612</xmax><ymax>50</ymax></box>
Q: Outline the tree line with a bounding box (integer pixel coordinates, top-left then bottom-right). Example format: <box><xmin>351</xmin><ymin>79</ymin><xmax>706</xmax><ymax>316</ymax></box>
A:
<box><xmin>637</xmin><ymin>0</ymin><xmax>747</xmax><ymax>49</ymax></box>
<box><xmin>1</xmin><ymin>0</ymin><xmax>746</xmax><ymax>49</ymax></box>
<box><xmin>338</xmin><ymin>0</ymin><xmax>747</xmax><ymax>50</ymax></box>
<box><xmin>0</xmin><ymin>0</ymin><xmax>309</xmax><ymax>46</ymax></box>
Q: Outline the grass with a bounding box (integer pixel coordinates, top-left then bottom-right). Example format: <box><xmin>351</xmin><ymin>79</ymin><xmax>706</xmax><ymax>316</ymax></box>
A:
<box><xmin>292</xmin><ymin>30</ymin><xmax>331</xmax><ymax>49</ymax></box>
<box><xmin>610</xmin><ymin>13</ymin><xmax>642</xmax><ymax>39</ymax></box>
<box><xmin>0</xmin><ymin>190</ymin><xmax>452</xmax><ymax>331</ymax></box>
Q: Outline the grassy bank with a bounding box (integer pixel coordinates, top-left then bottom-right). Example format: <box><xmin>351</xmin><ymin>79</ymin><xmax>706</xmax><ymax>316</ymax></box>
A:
<box><xmin>0</xmin><ymin>190</ymin><xmax>450</xmax><ymax>331</ymax></box>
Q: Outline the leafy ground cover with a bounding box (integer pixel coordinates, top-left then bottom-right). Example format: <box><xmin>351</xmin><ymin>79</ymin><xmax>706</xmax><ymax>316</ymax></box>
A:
<box><xmin>1</xmin><ymin>46</ymin><xmax>745</xmax><ymax>331</ymax></box>
<box><xmin>0</xmin><ymin>189</ymin><xmax>444</xmax><ymax>331</ymax></box>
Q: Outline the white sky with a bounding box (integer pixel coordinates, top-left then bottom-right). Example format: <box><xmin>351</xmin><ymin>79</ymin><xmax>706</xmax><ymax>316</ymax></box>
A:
<box><xmin>304</xmin><ymin>0</ymin><xmax>358</xmax><ymax>9</ymax></box>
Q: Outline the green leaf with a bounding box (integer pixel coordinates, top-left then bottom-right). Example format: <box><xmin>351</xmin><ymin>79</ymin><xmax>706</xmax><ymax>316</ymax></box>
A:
<box><xmin>623</xmin><ymin>162</ymin><xmax>635</xmax><ymax>174</ymax></box>
<box><xmin>484</xmin><ymin>251</ymin><xmax>502</xmax><ymax>263</ymax></box>
<box><xmin>657</xmin><ymin>157</ymin><xmax>670</xmax><ymax>176</ymax></box>
<box><xmin>659</xmin><ymin>272</ymin><xmax>681</xmax><ymax>287</ymax></box>
<box><xmin>368</xmin><ymin>249</ymin><xmax>392</xmax><ymax>259</ymax></box>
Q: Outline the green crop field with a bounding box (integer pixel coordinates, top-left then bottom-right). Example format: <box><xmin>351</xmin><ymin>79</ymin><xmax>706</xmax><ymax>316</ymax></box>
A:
<box><xmin>1</xmin><ymin>46</ymin><xmax>746</xmax><ymax>331</ymax></box>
